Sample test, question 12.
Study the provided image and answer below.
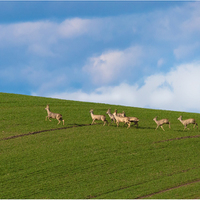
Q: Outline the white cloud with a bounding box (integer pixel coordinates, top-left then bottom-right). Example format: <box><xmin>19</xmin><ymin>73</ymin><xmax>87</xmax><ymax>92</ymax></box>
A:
<box><xmin>157</xmin><ymin>58</ymin><xmax>164</xmax><ymax>67</ymax></box>
<box><xmin>145</xmin><ymin>2</ymin><xmax>200</xmax><ymax>43</ymax></box>
<box><xmin>58</xmin><ymin>18</ymin><xmax>92</xmax><ymax>38</ymax></box>
<box><xmin>1</xmin><ymin>3</ymin><xmax>200</xmax><ymax>59</ymax></box>
<box><xmin>0</xmin><ymin>21</ymin><xmax>56</xmax><ymax>45</ymax></box>
<box><xmin>180</xmin><ymin>3</ymin><xmax>200</xmax><ymax>34</ymax></box>
<box><xmin>0</xmin><ymin>18</ymin><xmax>95</xmax><ymax>51</ymax></box>
<box><xmin>83</xmin><ymin>46</ymin><xmax>143</xmax><ymax>84</ymax></box>
<box><xmin>0</xmin><ymin>17</ymin><xmax>105</xmax><ymax>47</ymax></box>
<box><xmin>173</xmin><ymin>43</ymin><xmax>199</xmax><ymax>60</ymax></box>
<box><xmin>46</xmin><ymin>61</ymin><xmax>200</xmax><ymax>113</ymax></box>
<box><xmin>28</xmin><ymin>44</ymin><xmax>56</xmax><ymax>57</ymax></box>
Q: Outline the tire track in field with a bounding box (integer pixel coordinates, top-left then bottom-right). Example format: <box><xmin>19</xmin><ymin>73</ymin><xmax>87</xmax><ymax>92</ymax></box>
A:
<box><xmin>2</xmin><ymin>124</ymin><xmax>200</xmax><ymax>142</ymax></box>
<box><xmin>154</xmin><ymin>134</ymin><xmax>200</xmax><ymax>143</ymax></box>
<box><xmin>136</xmin><ymin>178</ymin><xmax>200</xmax><ymax>199</ymax></box>
<box><xmin>0</xmin><ymin>124</ymin><xmax>92</xmax><ymax>141</ymax></box>
<box><xmin>87</xmin><ymin>166</ymin><xmax>200</xmax><ymax>199</ymax></box>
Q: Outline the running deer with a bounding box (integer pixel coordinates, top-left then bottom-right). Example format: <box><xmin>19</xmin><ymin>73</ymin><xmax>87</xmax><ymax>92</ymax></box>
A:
<box><xmin>113</xmin><ymin>110</ymin><xmax>131</xmax><ymax>129</ymax></box>
<box><xmin>89</xmin><ymin>109</ymin><xmax>108</xmax><ymax>126</ymax></box>
<box><xmin>113</xmin><ymin>109</ymin><xmax>126</xmax><ymax>117</ymax></box>
<box><xmin>128</xmin><ymin>116</ymin><xmax>139</xmax><ymax>127</ymax></box>
<box><xmin>45</xmin><ymin>105</ymin><xmax>64</xmax><ymax>125</ymax></box>
<box><xmin>153</xmin><ymin>116</ymin><xmax>170</xmax><ymax>131</ymax></box>
<box><xmin>177</xmin><ymin>116</ymin><xmax>198</xmax><ymax>130</ymax></box>
<box><xmin>106</xmin><ymin>109</ymin><xmax>116</xmax><ymax>125</ymax></box>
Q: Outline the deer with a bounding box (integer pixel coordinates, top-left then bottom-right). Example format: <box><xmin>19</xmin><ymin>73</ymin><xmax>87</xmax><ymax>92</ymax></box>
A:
<box><xmin>177</xmin><ymin>116</ymin><xmax>198</xmax><ymax>130</ymax></box>
<box><xmin>153</xmin><ymin>116</ymin><xmax>170</xmax><ymax>131</ymax></box>
<box><xmin>106</xmin><ymin>109</ymin><xmax>116</xmax><ymax>125</ymax></box>
<box><xmin>113</xmin><ymin>109</ymin><xmax>126</xmax><ymax>117</ymax></box>
<box><xmin>127</xmin><ymin>116</ymin><xmax>139</xmax><ymax>127</ymax></box>
<box><xmin>45</xmin><ymin>105</ymin><xmax>64</xmax><ymax>125</ymax></box>
<box><xmin>113</xmin><ymin>110</ymin><xmax>131</xmax><ymax>129</ymax></box>
<box><xmin>89</xmin><ymin>109</ymin><xmax>108</xmax><ymax>126</ymax></box>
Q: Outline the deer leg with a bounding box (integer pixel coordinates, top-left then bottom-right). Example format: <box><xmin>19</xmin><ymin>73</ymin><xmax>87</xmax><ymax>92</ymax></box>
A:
<box><xmin>127</xmin><ymin>122</ymin><xmax>131</xmax><ymax>129</ymax></box>
<box><xmin>193</xmin><ymin>123</ymin><xmax>197</xmax><ymax>128</ymax></box>
<box><xmin>92</xmin><ymin>119</ymin><xmax>97</xmax><ymax>125</ymax></box>
<box><xmin>46</xmin><ymin>116</ymin><xmax>51</xmax><ymax>121</ymax></box>
<box><xmin>160</xmin><ymin>126</ymin><xmax>165</xmax><ymax>131</ymax></box>
<box><xmin>47</xmin><ymin>117</ymin><xmax>51</xmax><ymax>122</ymax></box>
<box><xmin>134</xmin><ymin>122</ymin><xmax>138</xmax><ymax>127</ymax></box>
<box><xmin>105</xmin><ymin>120</ymin><xmax>108</xmax><ymax>126</ymax></box>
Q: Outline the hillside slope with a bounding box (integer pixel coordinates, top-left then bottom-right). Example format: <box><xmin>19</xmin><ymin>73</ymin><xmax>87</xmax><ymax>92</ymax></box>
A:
<box><xmin>1</xmin><ymin>93</ymin><xmax>200</xmax><ymax>198</ymax></box>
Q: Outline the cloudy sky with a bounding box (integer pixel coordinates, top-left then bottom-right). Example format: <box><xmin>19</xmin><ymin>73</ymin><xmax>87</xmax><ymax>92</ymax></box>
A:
<box><xmin>1</xmin><ymin>1</ymin><xmax>200</xmax><ymax>113</ymax></box>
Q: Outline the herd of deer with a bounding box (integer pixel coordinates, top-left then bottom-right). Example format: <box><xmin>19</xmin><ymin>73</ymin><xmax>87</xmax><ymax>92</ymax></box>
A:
<box><xmin>45</xmin><ymin>105</ymin><xmax>198</xmax><ymax>131</ymax></box>
<box><xmin>89</xmin><ymin>109</ymin><xmax>139</xmax><ymax>129</ymax></box>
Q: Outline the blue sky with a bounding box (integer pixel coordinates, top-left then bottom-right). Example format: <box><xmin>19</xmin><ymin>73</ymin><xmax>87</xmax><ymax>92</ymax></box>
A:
<box><xmin>1</xmin><ymin>1</ymin><xmax>200</xmax><ymax>113</ymax></box>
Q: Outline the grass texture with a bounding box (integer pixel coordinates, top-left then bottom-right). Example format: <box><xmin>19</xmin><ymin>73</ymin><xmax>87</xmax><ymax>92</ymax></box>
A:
<box><xmin>1</xmin><ymin>92</ymin><xmax>200</xmax><ymax>199</ymax></box>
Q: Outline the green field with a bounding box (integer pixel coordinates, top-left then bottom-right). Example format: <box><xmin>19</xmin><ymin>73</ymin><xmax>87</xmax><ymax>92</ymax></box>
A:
<box><xmin>1</xmin><ymin>92</ymin><xmax>200</xmax><ymax>199</ymax></box>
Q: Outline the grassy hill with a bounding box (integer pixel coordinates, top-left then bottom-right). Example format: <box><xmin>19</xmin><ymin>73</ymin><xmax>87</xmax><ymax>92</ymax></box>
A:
<box><xmin>1</xmin><ymin>92</ymin><xmax>200</xmax><ymax>199</ymax></box>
